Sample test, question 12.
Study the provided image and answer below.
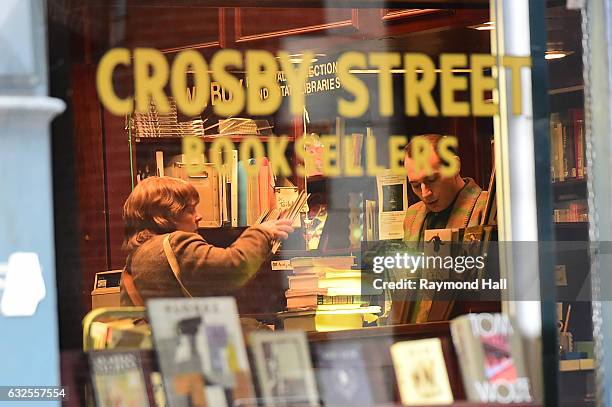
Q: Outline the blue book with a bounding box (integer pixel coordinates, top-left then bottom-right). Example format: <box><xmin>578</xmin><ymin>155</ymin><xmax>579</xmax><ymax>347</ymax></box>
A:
<box><xmin>237</xmin><ymin>161</ymin><xmax>247</xmax><ymax>227</ymax></box>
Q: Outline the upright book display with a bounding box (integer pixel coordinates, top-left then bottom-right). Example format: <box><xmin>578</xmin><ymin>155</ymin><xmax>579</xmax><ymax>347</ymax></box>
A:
<box><xmin>390</xmin><ymin>338</ymin><xmax>455</xmax><ymax>406</ymax></box>
<box><xmin>450</xmin><ymin>313</ymin><xmax>533</xmax><ymax>403</ymax></box>
<box><xmin>147</xmin><ymin>297</ymin><xmax>254</xmax><ymax>407</ymax></box>
<box><xmin>249</xmin><ymin>330</ymin><xmax>319</xmax><ymax>406</ymax></box>
<box><xmin>89</xmin><ymin>351</ymin><xmax>151</xmax><ymax>407</ymax></box>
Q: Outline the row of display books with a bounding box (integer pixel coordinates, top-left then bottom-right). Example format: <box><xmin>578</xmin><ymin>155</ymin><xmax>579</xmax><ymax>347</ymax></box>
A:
<box><xmin>550</xmin><ymin>108</ymin><xmax>586</xmax><ymax>182</ymax></box>
<box><xmin>553</xmin><ymin>199</ymin><xmax>588</xmax><ymax>223</ymax></box>
<box><xmin>88</xmin><ymin>297</ymin><xmax>534</xmax><ymax>407</ymax></box>
<box><xmin>155</xmin><ymin>150</ymin><xmax>305</xmax><ymax>230</ymax></box>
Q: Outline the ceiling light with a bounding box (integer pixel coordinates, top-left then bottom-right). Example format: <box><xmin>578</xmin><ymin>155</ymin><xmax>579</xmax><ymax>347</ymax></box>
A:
<box><xmin>348</xmin><ymin>68</ymin><xmax>472</xmax><ymax>74</ymax></box>
<box><xmin>469</xmin><ymin>21</ymin><xmax>495</xmax><ymax>31</ymax></box>
<box><xmin>280</xmin><ymin>53</ymin><xmax>326</xmax><ymax>64</ymax></box>
<box><xmin>545</xmin><ymin>50</ymin><xmax>573</xmax><ymax>60</ymax></box>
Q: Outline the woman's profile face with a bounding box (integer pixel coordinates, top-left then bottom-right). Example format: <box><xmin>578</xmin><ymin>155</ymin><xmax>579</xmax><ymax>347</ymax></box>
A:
<box><xmin>174</xmin><ymin>204</ymin><xmax>202</xmax><ymax>233</ymax></box>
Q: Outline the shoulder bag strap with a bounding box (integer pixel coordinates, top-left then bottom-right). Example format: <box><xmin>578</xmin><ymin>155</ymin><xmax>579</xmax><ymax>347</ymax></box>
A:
<box><xmin>121</xmin><ymin>264</ymin><xmax>144</xmax><ymax>306</ymax></box>
<box><xmin>163</xmin><ymin>234</ymin><xmax>193</xmax><ymax>298</ymax></box>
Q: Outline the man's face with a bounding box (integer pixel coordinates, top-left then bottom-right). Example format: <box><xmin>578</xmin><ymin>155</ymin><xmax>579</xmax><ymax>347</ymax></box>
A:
<box><xmin>404</xmin><ymin>152</ymin><xmax>461</xmax><ymax>213</ymax></box>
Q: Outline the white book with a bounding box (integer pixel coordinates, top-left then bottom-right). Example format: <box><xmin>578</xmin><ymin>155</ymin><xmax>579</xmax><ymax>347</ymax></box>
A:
<box><xmin>155</xmin><ymin>151</ymin><xmax>164</xmax><ymax>177</ymax></box>
<box><xmin>376</xmin><ymin>169</ymin><xmax>408</xmax><ymax>240</ymax></box>
<box><xmin>391</xmin><ymin>338</ymin><xmax>454</xmax><ymax>405</ymax></box>
<box><xmin>231</xmin><ymin>150</ymin><xmax>238</xmax><ymax>227</ymax></box>
<box><xmin>220</xmin><ymin>168</ymin><xmax>227</xmax><ymax>223</ymax></box>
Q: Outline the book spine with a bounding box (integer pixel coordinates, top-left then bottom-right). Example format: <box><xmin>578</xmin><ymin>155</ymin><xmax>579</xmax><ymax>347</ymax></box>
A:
<box><xmin>554</xmin><ymin>122</ymin><xmax>565</xmax><ymax>182</ymax></box>
<box><xmin>561</xmin><ymin>121</ymin><xmax>573</xmax><ymax>179</ymax></box>
<box><xmin>316</xmin><ymin>295</ymin><xmax>371</xmax><ymax>305</ymax></box>
<box><xmin>563</xmin><ymin>114</ymin><xmax>576</xmax><ymax>178</ymax></box>
<box><xmin>569</xmin><ymin>109</ymin><xmax>585</xmax><ymax>179</ymax></box>
<box><xmin>575</xmin><ymin>119</ymin><xmax>585</xmax><ymax>179</ymax></box>
<box><xmin>155</xmin><ymin>151</ymin><xmax>164</xmax><ymax>177</ymax></box>
<box><xmin>450</xmin><ymin>318</ymin><xmax>480</xmax><ymax>401</ymax></box>
<box><xmin>238</xmin><ymin>161</ymin><xmax>247</xmax><ymax>227</ymax></box>
<box><xmin>231</xmin><ymin>150</ymin><xmax>238</xmax><ymax>227</ymax></box>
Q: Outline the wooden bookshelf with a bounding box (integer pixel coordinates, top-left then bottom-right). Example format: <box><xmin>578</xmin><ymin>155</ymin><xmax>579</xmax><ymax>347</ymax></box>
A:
<box><xmin>554</xmin><ymin>221</ymin><xmax>589</xmax><ymax>229</ymax></box>
<box><xmin>134</xmin><ymin>135</ymin><xmax>295</xmax><ymax>143</ymax></box>
<box><xmin>384</xmin><ymin>403</ymin><xmax>540</xmax><ymax>407</ymax></box>
<box><xmin>553</xmin><ymin>178</ymin><xmax>587</xmax><ymax>191</ymax></box>
<box><xmin>549</xmin><ymin>84</ymin><xmax>584</xmax><ymax>95</ymax></box>
<box><xmin>559</xmin><ymin>358</ymin><xmax>595</xmax><ymax>372</ymax></box>
<box><xmin>308</xmin><ymin>322</ymin><xmax>451</xmax><ymax>342</ymax></box>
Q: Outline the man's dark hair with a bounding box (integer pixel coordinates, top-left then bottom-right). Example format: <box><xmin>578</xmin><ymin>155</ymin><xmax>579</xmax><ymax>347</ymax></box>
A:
<box><xmin>404</xmin><ymin>134</ymin><xmax>458</xmax><ymax>158</ymax></box>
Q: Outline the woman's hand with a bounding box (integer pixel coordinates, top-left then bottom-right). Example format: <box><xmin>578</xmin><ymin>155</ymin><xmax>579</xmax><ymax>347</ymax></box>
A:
<box><xmin>258</xmin><ymin>219</ymin><xmax>295</xmax><ymax>241</ymax></box>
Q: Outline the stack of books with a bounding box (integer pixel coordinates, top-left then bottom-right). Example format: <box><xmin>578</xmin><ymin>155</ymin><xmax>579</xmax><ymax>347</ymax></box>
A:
<box><xmin>279</xmin><ymin>256</ymin><xmax>381</xmax><ymax>332</ymax></box>
<box><xmin>178</xmin><ymin>118</ymin><xmax>205</xmax><ymax>137</ymax></box>
<box><xmin>133</xmin><ymin>97</ymin><xmax>180</xmax><ymax>138</ymax></box>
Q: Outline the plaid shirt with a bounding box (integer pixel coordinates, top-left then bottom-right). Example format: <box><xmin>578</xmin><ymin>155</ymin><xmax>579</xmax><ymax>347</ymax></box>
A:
<box><xmin>403</xmin><ymin>178</ymin><xmax>488</xmax><ymax>242</ymax></box>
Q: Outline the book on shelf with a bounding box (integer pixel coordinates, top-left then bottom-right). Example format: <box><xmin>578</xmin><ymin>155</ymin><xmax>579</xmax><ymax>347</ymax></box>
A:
<box><xmin>551</xmin><ymin>113</ymin><xmax>565</xmax><ymax>182</ymax></box>
<box><xmin>554</xmin><ymin>199</ymin><xmax>588</xmax><ymax>222</ymax></box>
<box><xmin>390</xmin><ymin>338</ymin><xmax>454</xmax><ymax>406</ymax></box>
<box><xmin>88</xmin><ymin>319</ymin><xmax>152</xmax><ymax>350</ymax></box>
<box><xmin>242</xmin><ymin>157</ymin><xmax>276</xmax><ymax>226</ymax></box>
<box><xmin>569</xmin><ymin>108</ymin><xmax>586</xmax><ymax>179</ymax></box>
<box><xmin>165</xmin><ymin>154</ymin><xmax>223</xmax><ymax>228</ymax></box>
<box><xmin>278</xmin><ymin>306</ymin><xmax>381</xmax><ymax>332</ymax></box>
<box><xmin>89</xmin><ymin>350</ymin><xmax>151</xmax><ymax>407</ymax></box>
<box><xmin>249</xmin><ymin>330</ymin><xmax>319</xmax><ymax>407</ymax></box>
<box><xmin>230</xmin><ymin>149</ymin><xmax>238</xmax><ymax>227</ymax></box>
<box><xmin>200</xmin><ymin>117</ymin><xmax>273</xmax><ymax>137</ymax></box>
<box><xmin>450</xmin><ymin>313</ymin><xmax>533</xmax><ymax>403</ymax></box>
<box><xmin>291</xmin><ymin>266</ymin><xmax>358</xmax><ymax>277</ymax></box>
<box><xmin>313</xmin><ymin>342</ymin><xmax>382</xmax><ymax>406</ymax></box>
<box><xmin>282</xmin><ymin>255</ymin><xmax>382</xmax><ymax>331</ymax></box>
<box><xmin>289</xmin><ymin>256</ymin><xmax>356</xmax><ymax>270</ymax></box>
<box><xmin>287</xmin><ymin>271</ymin><xmax>363</xmax><ymax>291</ymax></box>
<box><xmin>237</xmin><ymin>160</ymin><xmax>248</xmax><ymax>227</ymax></box>
<box><xmin>285</xmin><ymin>289</ymin><xmax>373</xmax><ymax>309</ymax></box>
<box><xmin>148</xmin><ymin>169</ymin><xmax>303</xmax><ymax>239</ymax></box>
<box><xmin>376</xmin><ymin>170</ymin><xmax>408</xmax><ymax>240</ymax></box>
<box><xmin>364</xmin><ymin>199</ymin><xmax>378</xmax><ymax>242</ymax></box>
<box><xmin>348</xmin><ymin>192</ymin><xmax>364</xmax><ymax>248</ymax></box>
<box><xmin>303</xmin><ymin>194</ymin><xmax>328</xmax><ymax>250</ymax></box>
<box><xmin>550</xmin><ymin>109</ymin><xmax>587</xmax><ymax>182</ymax></box>
<box><xmin>132</xmin><ymin>97</ymin><xmax>180</xmax><ymax>138</ymax></box>
<box><xmin>274</xmin><ymin>184</ymin><xmax>304</xmax><ymax>228</ymax></box>
<box><xmin>147</xmin><ymin>297</ymin><xmax>255</xmax><ymax>407</ymax></box>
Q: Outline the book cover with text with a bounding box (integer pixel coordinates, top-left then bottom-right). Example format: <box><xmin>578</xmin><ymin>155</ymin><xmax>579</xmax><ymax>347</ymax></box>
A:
<box><xmin>250</xmin><ymin>330</ymin><xmax>319</xmax><ymax>406</ymax></box>
<box><xmin>147</xmin><ymin>297</ymin><xmax>254</xmax><ymax>407</ymax></box>
<box><xmin>89</xmin><ymin>351</ymin><xmax>150</xmax><ymax>407</ymax></box>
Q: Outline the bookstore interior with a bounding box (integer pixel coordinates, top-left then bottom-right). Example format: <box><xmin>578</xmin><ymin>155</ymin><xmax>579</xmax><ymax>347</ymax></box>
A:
<box><xmin>39</xmin><ymin>0</ymin><xmax>600</xmax><ymax>406</ymax></box>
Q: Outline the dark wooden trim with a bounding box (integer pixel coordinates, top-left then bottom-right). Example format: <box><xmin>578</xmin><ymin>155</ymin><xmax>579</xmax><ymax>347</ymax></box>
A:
<box><xmin>102</xmin><ymin>110</ymin><xmax>134</xmax><ymax>269</ymax></box>
<box><xmin>381</xmin><ymin>8</ymin><xmax>446</xmax><ymax>22</ymax></box>
<box><xmin>158</xmin><ymin>9</ymin><xmax>224</xmax><ymax>54</ymax></box>
<box><xmin>111</xmin><ymin>0</ymin><xmax>489</xmax><ymax>9</ymax></box>
<box><xmin>82</xmin><ymin>3</ymin><xmax>93</xmax><ymax>64</ymax></box>
<box><xmin>234</xmin><ymin>8</ymin><xmax>359</xmax><ymax>43</ymax></box>
<box><xmin>379</xmin><ymin>8</ymin><xmax>487</xmax><ymax>37</ymax></box>
<box><xmin>161</xmin><ymin>41</ymin><xmax>222</xmax><ymax>54</ymax></box>
<box><xmin>219</xmin><ymin>7</ymin><xmax>234</xmax><ymax>48</ymax></box>
<box><xmin>71</xmin><ymin>64</ymin><xmax>109</xmax><ymax>311</ymax></box>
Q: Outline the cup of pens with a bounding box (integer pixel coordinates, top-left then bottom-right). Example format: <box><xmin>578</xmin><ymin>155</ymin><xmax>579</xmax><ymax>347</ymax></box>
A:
<box><xmin>559</xmin><ymin>332</ymin><xmax>573</xmax><ymax>355</ymax></box>
<box><xmin>558</xmin><ymin>304</ymin><xmax>573</xmax><ymax>355</ymax></box>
